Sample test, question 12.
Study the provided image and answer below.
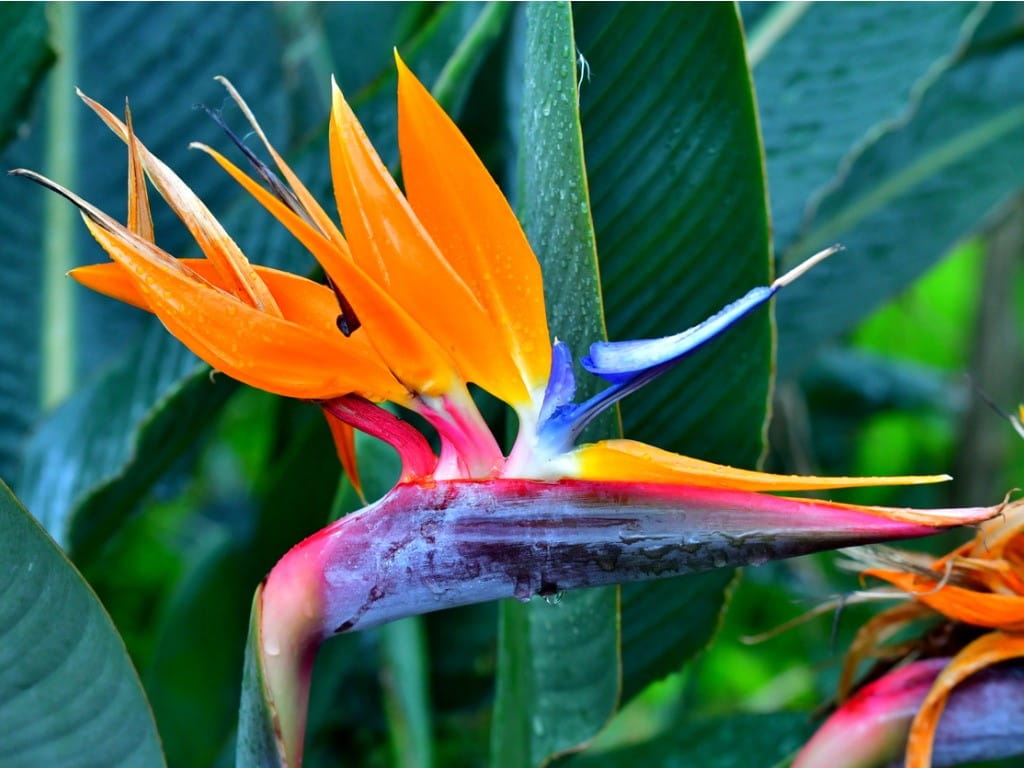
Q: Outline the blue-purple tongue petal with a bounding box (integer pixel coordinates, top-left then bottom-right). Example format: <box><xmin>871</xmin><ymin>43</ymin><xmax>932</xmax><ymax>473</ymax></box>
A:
<box><xmin>581</xmin><ymin>284</ymin><xmax>776</xmax><ymax>382</ymax></box>
<box><xmin>537</xmin><ymin>246</ymin><xmax>841</xmax><ymax>452</ymax></box>
<box><xmin>539</xmin><ymin>340</ymin><xmax>577</xmax><ymax>423</ymax></box>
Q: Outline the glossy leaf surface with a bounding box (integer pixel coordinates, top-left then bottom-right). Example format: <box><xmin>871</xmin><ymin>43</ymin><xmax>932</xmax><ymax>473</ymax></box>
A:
<box><xmin>0</xmin><ymin>479</ymin><xmax>165</xmax><ymax>768</ymax></box>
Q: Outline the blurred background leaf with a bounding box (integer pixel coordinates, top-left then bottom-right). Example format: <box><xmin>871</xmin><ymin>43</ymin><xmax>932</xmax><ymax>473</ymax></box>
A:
<box><xmin>0</xmin><ymin>2</ymin><xmax>53</xmax><ymax>480</ymax></box>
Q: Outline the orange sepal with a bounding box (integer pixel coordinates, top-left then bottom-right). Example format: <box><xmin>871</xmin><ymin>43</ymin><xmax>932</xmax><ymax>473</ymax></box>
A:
<box><xmin>905</xmin><ymin>631</ymin><xmax>1024</xmax><ymax>768</ymax></box>
<box><xmin>197</xmin><ymin>141</ymin><xmax>456</xmax><ymax>397</ymax></box>
<box><xmin>868</xmin><ymin>570</ymin><xmax>1024</xmax><ymax>632</ymax></box>
<box><xmin>572</xmin><ymin>439</ymin><xmax>951</xmax><ymax>492</ymax></box>
<box><xmin>82</xmin><ymin>219</ymin><xmax>404</xmax><ymax>402</ymax></box>
<box><xmin>71</xmin><ymin>259</ymin><xmax>366</xmax><ymax>333</ymax></box>
<box><xmin>396</xmin><ymin>53</ymin><xmax>550</xmax><ymax>396</ymax></box>
<box><xmin>330</xmin><ymin>79</ymin><xmax>528</xmax><ymax>405</ymax></box>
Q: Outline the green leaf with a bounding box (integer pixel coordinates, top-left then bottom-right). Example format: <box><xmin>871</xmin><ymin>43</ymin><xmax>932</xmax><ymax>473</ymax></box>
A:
<box><xmin>237</xmin><ymin>591</ymin><xmax>280</xmax><ymax>768</ymax></box>
<box><xmin>568</xmin><ymin>712</ymin><xmax>814</xmax><ymax>768</ymax></box>
<box><xmin>16</xmin><ymin>2</ymin><xmax>499</xmax><ymax>560</ymax></box>
<box><xmin>492</xmin><ymin>4</ymin><xmax>619</xmax><ymax>767</ymax></box>
<box><xmin>141</xmin><ymin>399</ymin><xmax>365</xmax><ymax>768</ymax></box>
<box><xmin>380</xmin><ymin>618</ymin><xmax>434</xmax><ymax>768</ymax></box>
<box><xmin>574</xmin><ymin>2</ymin><xmax>771</xmax><ymax>699</ymax></box>
<box><xmin>774</xmin><ymin>4</ymin><xmax>1024</xmax><ymax>372</ymax></box>
<box><xmin>619</xmin><ymin>571</ymin><xmax>737</xmax><ymax>703</ymax></box>
<box><xmin>745</xmin><ymin>2</ymin><xmax>978</xmax><ymax>255</ymax></box>
<box><xmin>0</xmin><ymin>478</ymin><xmax>165</xmax><ymax>767</ymax></box>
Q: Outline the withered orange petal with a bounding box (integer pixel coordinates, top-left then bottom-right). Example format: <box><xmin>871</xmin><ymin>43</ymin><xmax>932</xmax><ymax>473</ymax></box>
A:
<box><xmin>83</xmin><ymin>219</ymin><xmax>404</xmax><ymax>402</ymax></box>
<box><xmin>79</xmin><ymin>90</ymin><xmax>281</xmax><ymax>316</ymax></box>
<box><xmin>396</xmin><ymin>54</ymin><xmax>550</xmax><ymax>396</ymax></box>
<box><xmin>213</xmin><ymin>76</ymin><xmax>349</xmax><ymax>251</ymax></box>
<box><xmin>330</xmin><ymin>79</ymin><xmax>528</xmax><ymax>405</ymax></box>
<box><xmin>573</xmin><ymin>440</ymin><xmax>952</xmax><ymax>491</ymax></box>
<box><xmin>124</xmin><ymin>103</ymin><xmax>154</xmax><ymax>242</ymax></box>
<box><xmin>198</xmin><ymin>142</ymin><xmax>456</xmax><ymax>397</ymax></box>
<box><xmin>870</xmin><ymin>571</ymin><xmax>1024</xmax><ymax>631</ymax></box>
<box><xmin>839</xmin><ymin>601</ymin><xmax>936</xmax><ymax>701</ymax></box>
<box><xmin>906</xmin><ymin>631</ymin><xmax>1024</xmax><ymax>768</ymax></box>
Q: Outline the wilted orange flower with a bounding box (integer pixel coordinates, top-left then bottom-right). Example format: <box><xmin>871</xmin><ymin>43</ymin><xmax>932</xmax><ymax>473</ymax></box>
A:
<box><xmin>796</xmin><ymin>495</ymin><xmax>1024</xmax><ymax>768</ymax></box>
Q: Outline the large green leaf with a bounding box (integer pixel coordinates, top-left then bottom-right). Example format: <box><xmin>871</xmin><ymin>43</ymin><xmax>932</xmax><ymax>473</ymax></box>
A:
<box><xmin>492</xmin><ymin>5</ymin><xmax>620</xmax><ymax>767</ymax></box>
<box><xmin>15</xmin><ymin>3</ymin><xmax>497</xmax><ymax>560</ymax></box>
<box><xmin>770</xmin><ymin>4</ymin><xmax>1024</xmax><ymax>372</ymax></box>
<box><xmin>745</xmin><ymin>2</ymin><xmax>979</xmax><ymax>256</ymax></box>
<box><xmin>574</xmin><ymin>3</ymin><xmax>771</xmax><ymax>700</ymax></box>
<box><xmin>0</xmin><ymin>478</ymin><xmax>165</xmax><ymax>767</ymax></box>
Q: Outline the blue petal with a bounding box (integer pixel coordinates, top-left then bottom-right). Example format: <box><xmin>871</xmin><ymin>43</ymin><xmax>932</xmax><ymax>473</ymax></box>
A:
<box><xmin>581</xmin><ymin>284</ymin><xmax>776</xmax><ymax>382</ymax></box>
<box><xmin>539</xmin><ymin>340</ymin><xmax>577</xmax><ymax>423</ymax></box>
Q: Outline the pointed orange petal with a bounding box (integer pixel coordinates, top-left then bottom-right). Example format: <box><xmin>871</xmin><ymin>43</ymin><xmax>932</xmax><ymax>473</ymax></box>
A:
<box><xmin>324</xmin><ymin>411</ymin><xmax>363</xmax><ymax>501</ymax></box>
<box><xmin>572</xmin><ymin>439</ymin><xmax>951</xmax><ymax>491</ymax></box>
<box><xmin>396</xmin><ymin>54</ymin><xmax>550</xmax><ymax>397</ymax></box>
<box><xmin>906</xmin><ymin>631</ymin><xmax>1024</xmax><ymax>768</ymax></box>
<box><xmin>82</xmin><ymin>218</ymin><xmax>404</xmax><ymax>402</ymax></box>
<box><xmin>330</xmin><ymin>79</ymin><xmax>527</xmax><ymax>405</ymax></box>
<box><xmin>79</xmin><ymin>90</ymin><xmax>281</xmax><ymax>316</ymax></box>
<box><xmin>867</xmin><ymin>571</ymin><xmax>1024</xmax><ymax>631</ymax></box>
<box><xmin>70</xmin><ymin>261</ymin><xmax>153</xmax><ymax>311</ymax></box>
<box><xmin>197</xmin><ymin>142</ymin><xmax>456</xmax><ymax>396</ymax></box>
<box><xmin>71</xmin><ymin>259</ymin><xmax>362</xmax><ymax>331</ymax></box>
<box><xmin>124</xmin><ymin>103</ymin><xmax>154</xmax><ymax>242</ymax></box>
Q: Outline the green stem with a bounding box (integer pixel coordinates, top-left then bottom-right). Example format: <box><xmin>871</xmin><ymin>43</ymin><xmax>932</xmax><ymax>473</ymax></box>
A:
<box><xmin>41</xmin><ymin>2</ymin><xmax>77</xmax><ymax>408</ymax></box>
<box><xmin>744</xmin><ymin>1</ymin><xmax>810</xmax><ymax>68</ymax></box>
<box><xmin>431</xmin><ymin>2</ymin><xmax>512</xmax><ymax>111</ymax></box>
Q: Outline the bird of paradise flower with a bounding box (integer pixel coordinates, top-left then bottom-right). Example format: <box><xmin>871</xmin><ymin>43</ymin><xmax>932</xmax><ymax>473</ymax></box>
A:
<box><xmin>795</xmin><ymin>487</ymin><xmax>1024</xmax><ymax>768</ymax></box>
<box><xmin>13</xmin><ymin>55</ymin><xmax>1003</xmax><ymax>768</ymax></box>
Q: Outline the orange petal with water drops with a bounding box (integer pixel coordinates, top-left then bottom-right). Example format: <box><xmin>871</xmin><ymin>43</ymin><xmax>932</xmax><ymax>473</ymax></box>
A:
<box><xmin>868</xmin><ymin>570</ymin><xmax>1024</xmax><ymax>631</ymax></box>
<box><xmin>906</xmin><ymin>631</ymin><xmax>1024</xmax><ymax>768</ymax></box>
<box><xmin>196</xmin><ymin>141</ymin><xmax>456</xmax><ymax>397</ymax></box>
<box><xmin>572</xmin><ymin>439</ymin><xmax>951</xmax><ymax>492</ymax></box>
<box><xmin>71</xmin><ymin>259</ymin><xmax>361</xmax><ymax>332</ymax></box>
<box><xmin>79</xmin><ymin>90</ymin><xmax>280</xmax><ymax>316</ymax></box>
<box><xmin>82</xmin><ymin>217</ymin><xmax>403</xmax><ymax>402</ymax></box>
<box><xmin>330</xmin><ymin>79</ymin><xmax>528</xmax><ymax>405</ymax></box>
<box><xmin>396</xmin><ymin>54</ymin><xmax>550</xmax><ymax>397</ymax></box>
